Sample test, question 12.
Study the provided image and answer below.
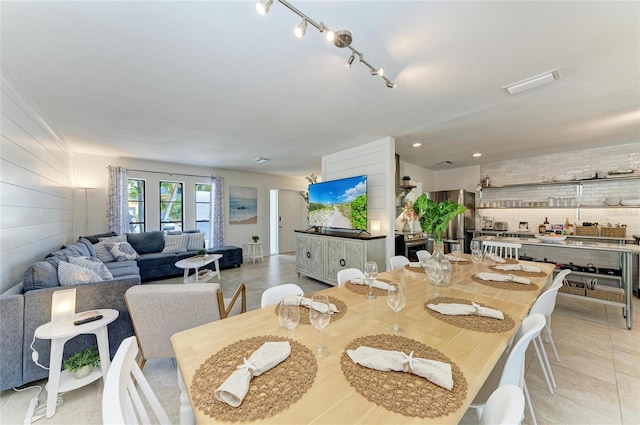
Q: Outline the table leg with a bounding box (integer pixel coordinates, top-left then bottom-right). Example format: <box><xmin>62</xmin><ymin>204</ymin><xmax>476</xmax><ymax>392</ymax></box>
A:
<box><xmin>95</xmin><ymin>326</ymin><xmax>111</xmax><ymax>376</ymax></box>
<box><xmin>194</xmin><ymin>267</ymin><xmax>200</xmax><ymax>283</ymax></box>
<box><xmin>213</xmin><ymin>258</ymin><xmax>220</xmax><ymax>280</ymax></box>
<box><xmin>177</xmin><ymin>367</ymin><xmax>195</xmax><ymax>425</ymax></box>
<box><xmin>45</xmin><ymin>339</ymin><xmax>65</xmax><ymax>418</ymax></box>
<box><xmin>183</xmin><ymin>268</ymin><xmax>189</xmax><ymax>283</ymax></box>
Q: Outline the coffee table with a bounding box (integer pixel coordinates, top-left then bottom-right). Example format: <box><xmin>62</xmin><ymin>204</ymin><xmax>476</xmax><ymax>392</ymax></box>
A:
<box><xmin>175</xmin><ymin>254</ymin><xmax>222</xmax><ymax>283</ymax></box>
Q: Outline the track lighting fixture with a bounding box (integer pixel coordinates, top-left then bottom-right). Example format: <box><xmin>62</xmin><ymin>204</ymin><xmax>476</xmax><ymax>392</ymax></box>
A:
<box><xmin>256</xmin><ymin>0</ymin><xmax>273</xmax><ymax>15</ymax></box>
<box><xmin>294</xmin><ymin>19</ymin><xmax>307</xmax><ymax>38</ymax></box>
<box><xmin>345</xmin><ymin>54</ymin><xmax>355</xmax><ymax>69</ymax></box>
<box><xmin>256</xmin><ymin>0</ymin><xmax>397</xmax><ymax>89</ymax></box>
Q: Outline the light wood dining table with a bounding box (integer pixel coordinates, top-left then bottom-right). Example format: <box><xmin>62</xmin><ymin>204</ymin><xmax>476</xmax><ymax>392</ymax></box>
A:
<box><xmin>171</xmin><ymin>255</ymin><xmax>554</xmax><ymax>424</ymax></box>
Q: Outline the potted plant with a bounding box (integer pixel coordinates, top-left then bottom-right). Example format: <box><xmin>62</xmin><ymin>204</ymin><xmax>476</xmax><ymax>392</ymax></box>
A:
<box><xmin>251</xmin><ymin>235</ymin><xmax>260</xmax><ymax>243</ymax></box>
<box><xmin>402</xmin><ymin>175</ymin><xmax>411</xmax><ymax>183</ymax></box>
<box><xmin>195</xmin><ymin>248</ymin><xmax>208</xmax><ymax>257</ymax></box>
<box><xmin>412</xmin><ymin>195</ymin><xmax>466</xmax><ymax>250</ymax></box>
<box><xmin>64</xmin><ymin>346</ymin><xmax>100</xmax><ymax>379</ymax></box>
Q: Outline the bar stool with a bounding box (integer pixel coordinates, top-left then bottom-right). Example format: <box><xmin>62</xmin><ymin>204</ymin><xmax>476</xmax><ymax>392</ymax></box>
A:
<box><xmin>247</xmin><ymin>241</ymin><xmax>264</xmax><ymax>263</ymax></box>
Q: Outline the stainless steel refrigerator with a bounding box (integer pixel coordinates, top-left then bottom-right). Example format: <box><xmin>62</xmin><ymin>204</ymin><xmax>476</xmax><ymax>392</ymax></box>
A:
<box><xmin>426</xmin><ymin>189</ymin><xmax>476</xmax><ymax>253</ymax></box>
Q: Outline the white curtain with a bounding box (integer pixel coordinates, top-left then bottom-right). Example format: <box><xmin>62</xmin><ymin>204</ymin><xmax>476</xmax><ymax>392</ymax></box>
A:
<box><xmin>106</xmin><ymin>165</ymin><xmax>129</xmax><ymax>235</ymax></box>
<box><xmin>209</xmin><ymin>176</ymin><xmax>225</xmax><ymax>247</ymax></box>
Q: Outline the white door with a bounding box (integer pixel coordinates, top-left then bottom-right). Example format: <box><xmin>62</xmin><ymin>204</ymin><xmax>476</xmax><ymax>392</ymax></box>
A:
<box><xmin>278</xmin><ymin>190</ymin><xmax>303</xmax><ymax>254</ymax></box>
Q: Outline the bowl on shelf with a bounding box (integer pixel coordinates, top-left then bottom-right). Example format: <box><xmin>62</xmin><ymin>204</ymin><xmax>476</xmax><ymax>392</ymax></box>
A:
<box><xmin>604</xmin><ymin>197</ymin><xmax>621</xmax><ymax>206</ymax></box>
<box><xmin>534</xmin><ymin>234</ymin><xmax>567</xmax><ymax>243</ymax></box>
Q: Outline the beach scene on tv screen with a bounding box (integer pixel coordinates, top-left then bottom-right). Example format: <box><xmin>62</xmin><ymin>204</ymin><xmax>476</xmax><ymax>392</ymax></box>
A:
<box><xmin>308</xmin><ymin>175</ymin><xmax>367</xmax><ymax>230</ymax></box>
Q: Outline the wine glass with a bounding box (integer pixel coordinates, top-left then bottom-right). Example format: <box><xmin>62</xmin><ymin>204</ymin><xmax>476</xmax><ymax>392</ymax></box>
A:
<box><xmin>278</xmin><ymin>296</ymin><xmax>300</xmax><ymax>330</ymax></box>
<box><xmin>363</xmin><ymin>261</ymin><xmax>378</xmax><ymax>300</ymax></box>
<box><xmin>386</xmin><ymin>283</ymin><xmax>406</xmax><ymax>334</ymax></box>
<box><xmin>471</xmin><ymin>249</ymin><xmax>483</xmax><ymax>274</ymax></box>
<box><xmin>309</xmin><ymin>295</ymin><xmax>331</xmax><ymax>357</ymax></box>
<box><xmin>470</xmin><ymin>240</ymin><xmax>481</xmax><ymax>252</ymax></box>
<box><xmin>426</xmin><ymin>259</ymin><xmax>444</xmax><ymax>297</ymax></box>
<box><xmin>451</xmin><ymin>243</ymin><xmax>462</xmax><ymax>265</ymax></box>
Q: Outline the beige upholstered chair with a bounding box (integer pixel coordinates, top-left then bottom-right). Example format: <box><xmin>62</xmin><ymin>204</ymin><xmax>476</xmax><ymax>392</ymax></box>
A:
<box><xmin>125</xmin><ymin>283</ymin><xmax>246</xmax><ymax>368</ymax></box>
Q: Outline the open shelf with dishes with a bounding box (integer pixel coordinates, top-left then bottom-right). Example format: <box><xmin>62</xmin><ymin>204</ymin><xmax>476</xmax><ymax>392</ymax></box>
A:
<box><xmin>481</xmin><ymin>174</ymin><xmax>640</xmax><ymax>189</ymax></box>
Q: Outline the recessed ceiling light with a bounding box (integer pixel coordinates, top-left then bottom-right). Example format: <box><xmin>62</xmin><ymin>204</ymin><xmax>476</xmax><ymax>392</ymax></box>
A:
<box><xmin>254</xmin><ymin>157</ymin><xmax>269</xmax><ymax>163</ymax></box>
<box><xmin>472</xmin><ymin>153</ymin><xmax>482</xmax><ymax>158</ymax></box>
<box><xmin>411</xmin><ymin>143</ymin><xmax>422</xmax><ymax>147</ymax></box>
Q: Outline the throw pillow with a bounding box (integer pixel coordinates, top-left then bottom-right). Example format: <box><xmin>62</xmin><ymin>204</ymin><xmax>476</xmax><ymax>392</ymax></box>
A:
<box><xmin>69</xmin><ymin>256</ymin><xmax>114</xmax><ymax>280</ymax></box>
<box><xmin>126</xmin><ymin>231</ymin><xmax>164</xmax><ymax>254</ymax></box>
<box><xmin>58</xmin><ymin>261</ymin><xmax>103</xmax><ymax>286</ymax></box>
<box><xmin>186</xmin><ymin>232</ymin><xmax>205</xmax><ymax>251</ymax></box>
<box><xmin>94</xmin><ymin>235</ymin><xmax>127</xmax><ymax>263</ymax></box>
<box><xmin>162</xmin><ymin>234</ymin><xmax>189</xmax><ymax>253</ymax></box>
<box><xmin>108</xmin><ymin>242</ymin><xmax>140</xmax><ymax>261</ymax></box>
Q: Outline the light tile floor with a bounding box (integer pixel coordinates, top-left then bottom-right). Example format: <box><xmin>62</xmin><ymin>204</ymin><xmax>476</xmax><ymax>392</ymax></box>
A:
<box><xmin>1</xmin><ymin>254</ymin><xmax>639</xmax><ymax>424</ymax></box>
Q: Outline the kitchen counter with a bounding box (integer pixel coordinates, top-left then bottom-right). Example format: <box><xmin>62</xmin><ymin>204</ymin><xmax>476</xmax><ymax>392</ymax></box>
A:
<box><xmin>468</xmin><ymin>229</ymin><xmax>636</xmax><ymax>243</ymax></box>
<box><xmin>473</xmin><ymin>235</ymin><xmax>638</xmax><ymax>329</ymax></box>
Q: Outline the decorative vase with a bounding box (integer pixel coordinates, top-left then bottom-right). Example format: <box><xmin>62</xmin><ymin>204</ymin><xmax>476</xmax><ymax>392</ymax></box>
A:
<box><xmin>402</xmin><ymin>219</ymin><xmax>411</xmax><ymax>233</ymax></box>
<box><xmin>425</xmin><ymin>243</ymin><xmax>452</xmax><ymax>287</ymax></box>
<box><xmin>74</xmin><ymin>365</ymin><xmax>91</xmax><ymax>379</ymax></box>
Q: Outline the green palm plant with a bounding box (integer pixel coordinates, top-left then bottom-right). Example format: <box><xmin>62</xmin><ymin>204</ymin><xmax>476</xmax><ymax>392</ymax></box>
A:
<box><xmin>412</xmin><ymin>195</ymin><xmax>466</xmax><ymax>243</ymax></box>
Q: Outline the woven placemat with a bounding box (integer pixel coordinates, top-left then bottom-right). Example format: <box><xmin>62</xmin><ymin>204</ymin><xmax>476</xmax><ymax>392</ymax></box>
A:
<box><xmin>190</xmin><ymin>335</ymin><xmax>317</xmax><ymax>422</ymax></box>
<box><xmin>340</xmin><ymin>334</ymin><xmax>467</xmax><ymax>418</ymax></box>
<box><xmin>489</xmin><ymin>265</ymin><xmax>545</xmax><ymax>277</ymax></box>
<box><xmin>471</xmin><ymin>274</ymin><xmax>538</xmax><ymax>291</ymax></box>
<box><xmin>345</xmin><ymin>280</ymin><xmax>390</xmax><ymax>296</ymax></box>
<box><xmin>493</xmin><ymin>258</ymin><xmax>519</xmax><ymax>265</ymax></box>
<box><xmin>424</xmin><ymin>297</ymin><xmax>515</xmax><ymax>333</ymax></box>
<box><xmin>274</xmin><ymin>295</ymin><xmax>347</xmax><ymax>325</ymax></box>
<box><xmin>404</xmin><ymin>264</ymin><xmax>426</xmax><ymax>273</ymax></box>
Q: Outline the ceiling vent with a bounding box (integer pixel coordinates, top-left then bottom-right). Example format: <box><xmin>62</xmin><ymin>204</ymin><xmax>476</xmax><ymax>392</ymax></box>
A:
<box><xmin>503</xmin><ymin>69</ymin><xmax>560</xmax><ymax>95</ymax></box>
<box><xmin>438</xmin><ymin>160</ymin><xmax>454</xmax><ymax>166</ymax></box>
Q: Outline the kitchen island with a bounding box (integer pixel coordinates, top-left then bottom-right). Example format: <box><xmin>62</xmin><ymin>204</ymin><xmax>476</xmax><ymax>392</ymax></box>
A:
<box><xmin>473</xmin><ymin>235</ymin><xmax>640</xmax><ymax>329</ymax></box>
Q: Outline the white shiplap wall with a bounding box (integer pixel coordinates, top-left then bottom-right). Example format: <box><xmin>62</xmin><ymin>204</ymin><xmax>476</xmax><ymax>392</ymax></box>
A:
<box><xmin>1</xmin><ymin>75</ymin><xmax>75</xmax><ymax>292</ymax></box>
<box><xmin>322</xmin><ymin>137</ymin><xmax>395</xmax><ymax>263</ymax></box>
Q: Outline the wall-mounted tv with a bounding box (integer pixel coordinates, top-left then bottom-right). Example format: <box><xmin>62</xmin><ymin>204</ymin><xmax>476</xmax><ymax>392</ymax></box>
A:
<box><xmin>308</xmin><ymin>175</ymin><xmax>367</xmax><ymax>231</ymax></box>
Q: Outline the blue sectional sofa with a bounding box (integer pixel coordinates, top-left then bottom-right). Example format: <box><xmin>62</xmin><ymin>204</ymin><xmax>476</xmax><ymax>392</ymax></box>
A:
<box><xmin>0</xmin><ymin>231</ymin><xmax>242</xmax><ymax>390</ymax></box>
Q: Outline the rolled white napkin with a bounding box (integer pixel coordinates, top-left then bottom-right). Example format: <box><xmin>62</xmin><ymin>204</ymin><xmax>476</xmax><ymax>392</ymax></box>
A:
<box><xmin>491</xmin><ymin>256</ymin><xmax>506</xmax><ymax>263</ymax></box>
<box><xmin>444</xmin><ymin>255</ymin><xmax>467</xmax><ymax>262</ymax></box>
<box><xmin>350</xmin><ymin>278</ymin><xmax>391</xmax><ymax>290</ymax></box>
<box><xmin>347</xmin><ymin>346</ymin><xmax>453</xmax><ymax>390</ymax></box>
<box><xmin>409</xmin><ymin>262</ymin><xmax>423</xmax><ymax>268</ymax></box>
<box><xmin>298</xmin><ymin>296</ymin><xmax>338</xmax><ymax>314</ymax></box>
<box><xmin>475</xmin><ymin>272</ymin><xmax>530</xmax><ymax>285</ymax></box>
<box><xmin>214</xmin><ymin>341</ymin><xmax>291</xmax><ymax>407</ymax></box>
<box><xmin>495</xmin><ymin>264</ymin><xmax>541</xmax><ymax>273</ymax></box>
<box><xmin>426</xmin><ymin>302</ymin><xmax>504</xmax><ymax>320</ymax></box>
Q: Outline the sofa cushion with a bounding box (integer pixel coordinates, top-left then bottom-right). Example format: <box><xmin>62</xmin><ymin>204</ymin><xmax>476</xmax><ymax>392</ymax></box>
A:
<box><xmin>186</xmin><ymin>232</ymin><xmax>205</xmax><ymax>251</ymax></box>
<box><xmin>62</xmin><ymin>243</ymin><xmax>89</xmax><ymax>257</ymax></box>
<box><xmin>81</xmin><ymin>231</ymin><xmax>117</xmax><ymax>244</ymax></box>
<box><xmin>127</xmin><ymin>231</ymin><xmax>164</xmax><ymax>254</ymax></box>
<box><xmin>77</xmin><ymin>238</ymin><xmax>96</xmax><ymax>257</ymax></box>
<box><xmin>94</xmin><ymin>235</ymin><xmax>127</xmax><ymax>263</ymax></box>
<box><xmin>109</xmin><ymin>266</ymin><xmax>140</xmax><ymax>279</ymax></box>
<box><xmin>162</xmin><ymin>234</ymin><xmax>189</xmax><ymax>253</ymax></box>
<box><xmin>23</xmin><ymin>262</ymin><xmax>59</xmax><ymax>292</ymax></box>
<box><xmin>107</xmin><ymin>242</ymin><xmax>139</xmax><ymax>261</ymax></box>
<box><xmin>57</xmin><ymin>261</ymin><xmax>103</xmax><ymax>286</ymax></box>
<box><xmin>105</xmin><ymin>260</ymin><xmax>138</xmax><ymax>270</ymax></box>
<box><xmin>69</xmin><ymin>256</ymin><xmax>113</xmax><ymax>280</ymax></box>
<box><xmin>136</xmin><ymin>252</ymin><xmax>179</xmax><ymax>269</ymax></box>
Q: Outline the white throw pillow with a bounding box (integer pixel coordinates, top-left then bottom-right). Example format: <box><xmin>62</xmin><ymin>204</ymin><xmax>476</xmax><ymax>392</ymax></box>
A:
<box><xmin>94</xmin><ymin>235</ymin><xmax>127</xmax><ymax>263</ymax></box>
<box><xmin>107</xmin><ymin>242</ymin><xmax>139</xmax><ymax>261</ymax></box>
<box><xmin>68</xmin><ymin>256</ymin><xmax>114</xmax><ymax>280</ymax></box>
<box><xmin>162</xmin><ymin>234</ymin><xmax>189</xmax><ymax>253</ymax></box>
<box><xmin>186</xmin><ymin>232</ymin><xmax>205</xmax><ymax>251</ymax></box>
<box><xmin>58</xmin><ymin>261</ymin><xmax>103</xmax><ymax>286</ymax></box>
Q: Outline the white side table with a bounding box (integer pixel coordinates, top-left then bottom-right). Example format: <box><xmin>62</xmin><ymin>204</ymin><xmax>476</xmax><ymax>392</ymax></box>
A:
<box><xmin>247</xmin><ymin>242</ymin><xmax>264</xmax><ymax>263</ymax></box>
<box><xmin>34</xmin><ymin>309</ymin><xmax>118</xmax><ymax>418</ymax></box>
<box><xmin>175</xmin><ymin>254</ymin><xmax>223</xmax><ymax>283</ymax></box>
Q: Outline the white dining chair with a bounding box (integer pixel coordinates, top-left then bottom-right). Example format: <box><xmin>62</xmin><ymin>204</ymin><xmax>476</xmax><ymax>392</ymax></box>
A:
<box><xmin>470</xmin><ymin>314</ymin><xmax>546</xmax><ymax>425</ymax></box>
<box><xmin>389</xmin><ymin>255</ymin><xmax>410</xmax><ymax>270</ymax></box>
<box><xmin>527</xmin><ymin>269</ymin><xmax>570</xmax><ymax>394</ymax></box>
<box><xmin>416</xmin><ymin>250</ymin><xmax>431</xmax><ymax>262</ymax></box>
<box><xmin>260</xmin><ymin>283</ymin><xmax>303</xmax><ymax>308</ymax></box>
<box><xmin>482</xmin><ymin>241</ymin><xmax>521</xmax><ymax>259</ymax></box>
<box><xmin>103</xmin><ymin>336</ymin><xmax>171</xmax><ymax>425</ymax></box>
<box><xmin>479</xmin><ymin>384</ymin><xmax>525</xmax><ymax>425</ymax></box>
<box><xmin>336</xmin><ymin>268</ymin><xmax>364</xmax><ymax>286</ymax></box>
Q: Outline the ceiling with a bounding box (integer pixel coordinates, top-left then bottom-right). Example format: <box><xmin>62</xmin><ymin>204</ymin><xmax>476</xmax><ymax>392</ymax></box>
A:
<box><xmin>2</xmin><ymin>1</ymin><xmax>639</xmax><ymax>177</ymax></box>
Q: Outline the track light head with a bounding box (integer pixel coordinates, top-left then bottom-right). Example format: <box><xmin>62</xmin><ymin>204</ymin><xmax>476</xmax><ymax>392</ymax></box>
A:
<box><xmin>325</xmin><ymin>30</ymin><xmax>335</xmax><ymax>42</ymax></box>
<box><xmin>294</xmin><ymin>19</ymin><xmax>307</xmax><ymax>38</ymax></box>
<box><xmin>345</xmin><ymin>54</ymin><xmax>355</xmax><ymax>69</ymax></box>
<box><xmin>256</xmin><ymin>0</ymin><xmax>273</xmax><ymax>15</ymax></box>
<box><xmin>386</xmin><ymin>81</ymin><xmax>398</xmax><ymax>89</ymax></box>
<box><xmin>371</xmin><ymin>67</ymin><xmax>384</xmax><ymax>77</ymax></box>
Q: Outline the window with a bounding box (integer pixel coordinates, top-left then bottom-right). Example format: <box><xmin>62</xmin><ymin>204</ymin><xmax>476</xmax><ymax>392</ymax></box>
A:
<box><xmin>160</xmin><ymin>181</ymin><xmax>183</xmax><ymax>231</ymax></box>
<box><xmin>195</xmin><ymin>183</ymin><xmax>211</xmax><ymax>241</ymax></box>
<box><xmin>127</xmin><ymin>179</ymin><xmax>145</xmax><ymax>233</ymax></box>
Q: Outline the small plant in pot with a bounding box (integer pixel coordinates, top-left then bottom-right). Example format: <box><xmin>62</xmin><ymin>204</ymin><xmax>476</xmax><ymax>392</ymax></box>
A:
<box><xmin>195</xmin><ymin>248</ymin><xmax>208</xmax><ymax>257</ymax></box>
<box><xmin>251</xmin><ymin>235</ymin><xmax>260</xmax><ymax>243</ymax></box>
<box><xmin>64</xmin><ymin>346</ymin><xmax>100</xmax><ymax>379</ymax></box>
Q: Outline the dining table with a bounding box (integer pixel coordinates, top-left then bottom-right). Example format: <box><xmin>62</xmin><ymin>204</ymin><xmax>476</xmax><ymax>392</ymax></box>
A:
<box><xmin>171</xmin><ymin>254</ymin><xmax>555</xmax><ymax>424</ymax></box>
